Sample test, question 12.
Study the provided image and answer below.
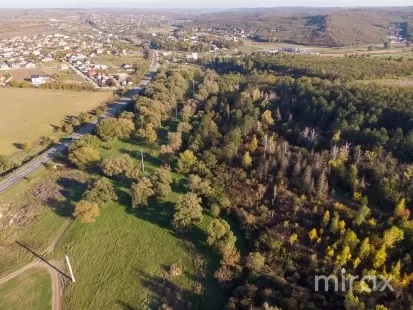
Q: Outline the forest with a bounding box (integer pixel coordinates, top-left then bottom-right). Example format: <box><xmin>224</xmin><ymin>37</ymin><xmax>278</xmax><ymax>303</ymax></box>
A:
<box><xmin>57</xmin><ymin>51</ymin><xmax>413</xmax><ymax>310</ymax></box>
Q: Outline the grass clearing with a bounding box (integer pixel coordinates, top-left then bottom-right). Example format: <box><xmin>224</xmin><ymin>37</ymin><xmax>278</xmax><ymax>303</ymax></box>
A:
<box><xmin>0</xmin><ymin>267</ymin><xmax>52</xmax><ymax>310</ymax></box>
<box><xmin>0</xmin><ymin>88</ymin><xmax>113</xmax><ymax>155</ymax></box>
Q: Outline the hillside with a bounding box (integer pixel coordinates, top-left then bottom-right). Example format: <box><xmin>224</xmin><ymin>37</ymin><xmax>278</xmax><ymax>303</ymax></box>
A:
<box><xmin>183</xmin><ymin>7</ymin><xmax>413</xmax><ymax>47</ymax></box>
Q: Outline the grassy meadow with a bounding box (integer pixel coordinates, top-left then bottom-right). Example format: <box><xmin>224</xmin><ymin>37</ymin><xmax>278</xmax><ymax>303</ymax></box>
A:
<box><xmin>0</xmin><ymin>88</ymin><xmax>112</xmax><ymax>155</ymax></box>
<box><xmin>0</xmin><ymin>267</ymin><xmax>52</xmax><ymax>310</ymax></box>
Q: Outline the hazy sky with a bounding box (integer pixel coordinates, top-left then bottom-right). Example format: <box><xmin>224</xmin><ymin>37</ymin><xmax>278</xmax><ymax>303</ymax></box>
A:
<box><xmin>0</xmin><ymin>0</ymin><xmax>412</xmax><ymax>8</ymax></box>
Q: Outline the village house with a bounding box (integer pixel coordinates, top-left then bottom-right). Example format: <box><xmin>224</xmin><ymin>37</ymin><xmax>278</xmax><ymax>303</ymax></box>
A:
<box><xmin>31</xmin><ymin>74</ymin><xmax>49</xmax><ymax>85</ymax></box>
<box><xmin>186</xmin><ymin>52</ymin><xmax>198</xmax><ymax>62</ymax></box>
<box><xmin>0</xmin><ymin>62</ymin><xmax>9</xmax><ymax>70</ymax></box>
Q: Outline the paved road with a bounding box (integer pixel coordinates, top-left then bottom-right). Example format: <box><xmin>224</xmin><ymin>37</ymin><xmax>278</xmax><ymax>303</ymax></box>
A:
<box><xmin>0</xmin><ymin>52</ymin><xmax>159</xmax><ymax>195</ymax></box>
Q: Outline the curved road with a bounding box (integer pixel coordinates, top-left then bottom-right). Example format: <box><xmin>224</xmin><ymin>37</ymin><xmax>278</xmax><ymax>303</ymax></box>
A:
<box><xmin>0</xmin><ymin>51</ymin><xmax>159</xmax><ymax>195</ymax></box>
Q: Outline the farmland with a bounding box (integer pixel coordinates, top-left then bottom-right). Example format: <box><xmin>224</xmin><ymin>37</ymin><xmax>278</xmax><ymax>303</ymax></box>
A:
<box><xmin>0</xmin><ymin>88</ymin><xmax>113</xmax><ymax>155</ymax></box>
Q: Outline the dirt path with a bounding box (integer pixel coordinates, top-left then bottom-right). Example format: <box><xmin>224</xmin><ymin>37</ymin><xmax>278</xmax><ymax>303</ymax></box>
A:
<box><xmin>0</xmin><ymin>220</ymin><xmax>71</xmax><ymax>310</ymax></box>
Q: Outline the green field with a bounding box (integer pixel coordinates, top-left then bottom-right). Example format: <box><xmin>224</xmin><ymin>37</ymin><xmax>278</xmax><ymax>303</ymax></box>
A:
<box><xmin>0</xmin><ymin>88</ymin><xmax>113</xmax><ymax>155</ymax></box>
<box><xmin>0</xmin><ymin>268</ymin><xmax>52</xmax><ymax>310</ymax></box>
<box><xmin>93</xmin><ymin>54</ymin><xmax>144</xmax><ymax>68</ymax></box>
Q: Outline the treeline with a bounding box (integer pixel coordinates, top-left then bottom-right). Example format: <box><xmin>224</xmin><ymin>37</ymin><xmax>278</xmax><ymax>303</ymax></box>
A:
<box><xmin>7</xmin><ymin>80</ymin><xmax>96</xmax><ymax>91</ymax></box>
<box><xmin>208</xmin><ymin>53</ymin><xmax>413</xmax><ymax>81</ymax></box>
<box><xmin>151</xmin><ymin>37</ymin><xmax>211</xmax><ymax>53</ymax></box>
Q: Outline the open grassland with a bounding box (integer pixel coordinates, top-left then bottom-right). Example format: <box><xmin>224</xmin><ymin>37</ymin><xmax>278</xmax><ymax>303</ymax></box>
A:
<box><xmin>93</xmin><ymin>54</ymin><xmax>144</xmax><ymax>68</ymax></box>
<box><xmin>0</xmin><ymin>267</ymin><xmax>52</xmax><ymax>310</ymax></box>
<box><xmin>0</xmin><ymin>88</ymin><xmax>113</xmax><ymax>155</ymax></box>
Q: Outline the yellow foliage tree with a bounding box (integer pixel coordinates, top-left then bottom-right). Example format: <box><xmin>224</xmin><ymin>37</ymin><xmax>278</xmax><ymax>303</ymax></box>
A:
<box><xmin>249</xmin><ymin>135</ymin><xmax>258</xmax><ymax>152</ymax></box>
<box><xmin>373</xmin><ymin>245</ymin><xmax>387</xmax><ymax>269</ymax></box>
<box><xmin>308</xmin><ymin>228</ymin><xmax>318</xmax><ymax>241</ymax></box>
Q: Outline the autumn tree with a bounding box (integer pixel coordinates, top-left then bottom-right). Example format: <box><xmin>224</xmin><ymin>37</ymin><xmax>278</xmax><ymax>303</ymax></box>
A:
<box><xmin>188</xmin><ymin>174</ymin><xmax>212</xmax><ymax>197</ymax></box>
<box><xmin>130</xmin><ymin>177</ymin><xmax>154</xmax><ymax>207</ymax></box>
<box><xmin>68</xmin><ymin>146</ymin><xmax>100</xmax><ymax>170</ymax></box>
<box><xmin>151</xmin><ymin>166</ymin><xmax>172</xmax><ymax>198</ymax></box>
<box><xmin>137</xmin><ymin>123</ymin><xmax>157</xmax><ymax>142</ymax></box>
<box><xmin>168</xmin><ymin>132</ymin><xmax>182</xmax><ymax>152</ymax></box>
<box><xmin>242</xmin><ymin>151</ymin><xmax>252</xmax><ymax>168</ymax></box>
<box><xmin>73</xmin><ymin>200</ymin><xmax>100</xmax><ymax>223</ymax></box>
<box><xmin>172</xmin><ymin>193</ymin><xmax>203</xmax><ymax>230</ymax></box>
<box><xmin>101</xmin><ymin>154</ymin><xmax>133</xmax><ymax>177</ymax></box>
<box><xmin>261</xmin><ymin>110</ymin><xmax>274</xmax><ymax>127</ymax></box>
<box><xmin>249</xmin><ymin>135</ymin><xmax>258</xmax><ymax>152</ymax></box>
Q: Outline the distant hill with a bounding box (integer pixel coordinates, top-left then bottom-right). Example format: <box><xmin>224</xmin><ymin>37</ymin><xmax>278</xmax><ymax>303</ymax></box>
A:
<box><xmin>183</xmin><ymin>7</ymin><xmax>413</xmax><ymax>47</ymax></box>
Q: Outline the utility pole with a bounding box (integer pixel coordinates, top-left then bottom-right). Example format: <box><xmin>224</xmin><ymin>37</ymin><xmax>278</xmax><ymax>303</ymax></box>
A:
<box><xmin>65</xmin><ymin>255</ymin><xmax>75</xmax><ymax>282</ymax></box>
<box><xmin>140</xmin><ymin>149</ymin><xmax>145</xmax><ymax>172</ymax></box>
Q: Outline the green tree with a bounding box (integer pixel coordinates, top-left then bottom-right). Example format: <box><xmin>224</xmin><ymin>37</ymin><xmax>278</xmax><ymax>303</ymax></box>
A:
<box><xmin>69</xmin><ymin>134</ymin><xmax>100</xmax><ymax>152</ymax></box>
<box><xmin>173</xmin><ymin>193</ymin><xmax>203</xmax><ymax>230</ymax></box>
<box><xmin>344</xmin><ymin>292</ymin><xmax>365</xmax><ymax>310</ymax></box>
<box><xmin>207</xmin><ymin>219</ymin><xmax>237</xmax><ymax>255</ymax></box>
<box><xmin>177</xmin><ymin>150</ymin><xmax>197</xmax><ymax>174</ymax></box>
<box><xmin>0</xmin><ymin>155</ymin><xmax>16</xmax><ymax>174</ymax></box>
<box><xmin>97</xmin><ymin>118</ymin><xmax>134</xmax><ymax>141</ymax></box>
<box><xmin>245</xmin><ymin>252</ymin><xmax>265</xmax><ymax>272</ymax></box>
<box><xmin>83</xmin><ymin>177</ymin><xmax>118</xmax><ymax>205</ymax></box>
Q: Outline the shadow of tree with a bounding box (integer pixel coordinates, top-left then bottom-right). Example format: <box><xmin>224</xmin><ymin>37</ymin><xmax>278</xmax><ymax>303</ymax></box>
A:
<box><xmin>44</xmin><ymin>176</ymin><xmax>88</xmax><ymax>218</ymax></box>
<box><xmin>125</xmin><ymin>198</ymin><xmax>224</xmax><ymax>309</ymax></box>
<box><xmin>137</xmin><ymin>270</ymin><xmax>196</xmax><ymax>310</ymax></box>
<box><xmin>56</xmin><ymin>177</ymin><xmax>88</xmax><ymax>200</ymax></box>
<box><xmin>12</xmin><ymin>142</ymin><xmax>26</xmax><ymax>150</ymax></box>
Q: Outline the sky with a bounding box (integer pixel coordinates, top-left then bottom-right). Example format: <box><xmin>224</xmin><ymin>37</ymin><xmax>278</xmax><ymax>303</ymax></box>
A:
<box><xmin>0</xmin><ymin>0</ymin><xmax>412</xmax><ymax>9</ymax></box>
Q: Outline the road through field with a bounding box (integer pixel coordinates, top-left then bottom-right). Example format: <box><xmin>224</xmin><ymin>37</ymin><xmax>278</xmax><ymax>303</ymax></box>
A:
<box><xmin>0</xmin><ymin>51</ymin><xmax>158</xmax><ymax>195</ymax></box>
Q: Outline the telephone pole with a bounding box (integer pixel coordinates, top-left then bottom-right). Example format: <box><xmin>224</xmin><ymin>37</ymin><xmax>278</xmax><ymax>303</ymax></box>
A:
<box><xmin>140</xmin><ymin>149</ymin><xmax>145</xmax><ymax>171</ymax></box>
<box><xmin>65</xmin><ymin>255</ymin><xmax>75</xmax><ymax>282</ymax></box>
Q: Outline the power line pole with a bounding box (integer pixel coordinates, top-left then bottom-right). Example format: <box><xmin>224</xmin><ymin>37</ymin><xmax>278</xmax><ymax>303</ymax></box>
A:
<box><xmin>65</xmin><ymin>255</ymin><xmax>75</xmax><ymax>282</ymax></box>
<box><xmin>140</xmin><ymin>148</ymin><xmax>145</xmax><ymax>172</ymax></box>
